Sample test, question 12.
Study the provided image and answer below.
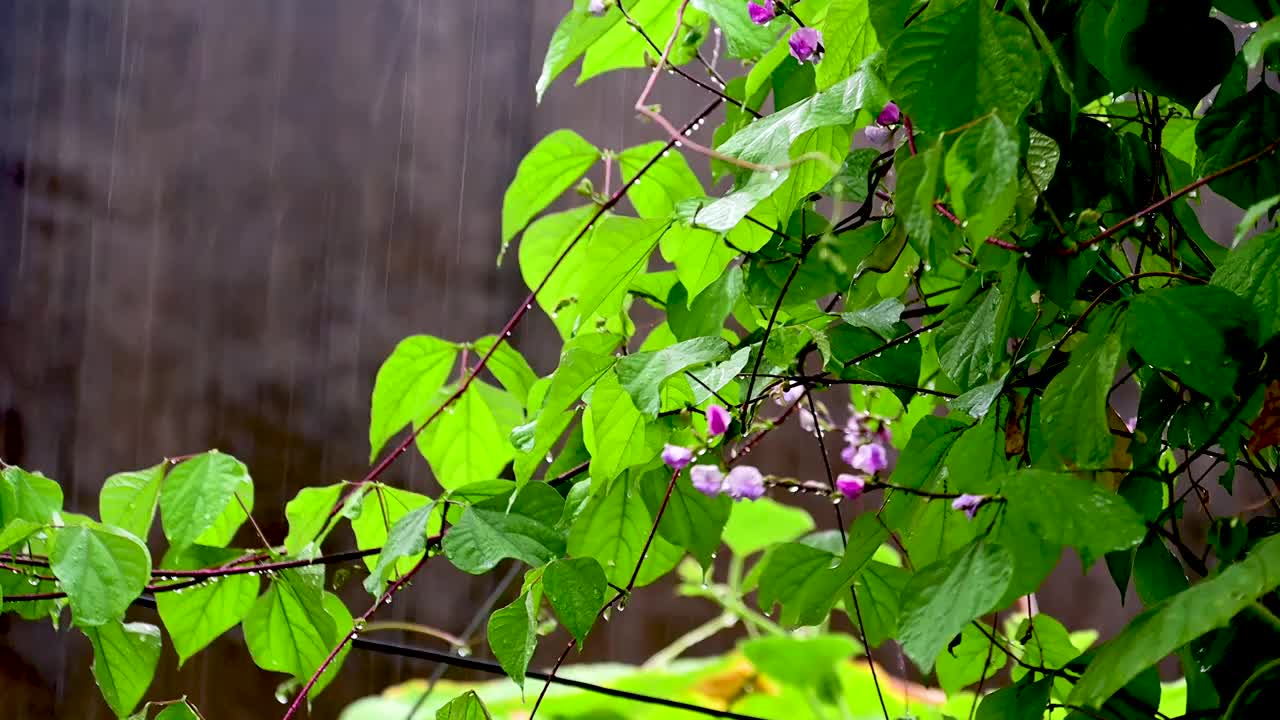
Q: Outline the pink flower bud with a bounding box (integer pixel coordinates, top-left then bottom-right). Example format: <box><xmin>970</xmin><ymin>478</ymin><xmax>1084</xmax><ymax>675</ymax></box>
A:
<box><xmin>706</xmin><ymin>404</ymin><xmax>731</xmax><ymax>437</ymax></box>
<box><xmin>690</xmin><ymin>464</ymin><xmax>725</xmax><ymax>496</ymax></box>
<box><xmin>662</xmin><ymin>444</ymin><xmax>694</xmax><ymax>470</ymax></box>
<box><xmin>788</xmin><ymin>27</ymin><xmax>823</xmax><ymax>63</ymax></box>
<box><xmin>747</xmin><ymin>0</ymin><xmax>776</xmax><ymax>24</ymax></box>
<box><xmin>952</xmin><ymin>494</ymin><xmax>987</xmax><ymax>520</ymax></box>
<box><xmin>588</xmin><ymin>0</ymin><xmax>607</xmax><ymax>15</ymax></box>
<box><xmin>876</xmin><ymin>102</ymin><xmax>901</xmax><ymax>126</ymax></box>
<box><xmin>836</xmin><ymin>473</ymin><xmax>866</xmax><ymax>499</ymax></box>
<box><xmin>850</xmin><ymin>443</ymin><xmax>889</xmax><ymax>474</ymax></box>
<box><xmin>725</xmin><ymin>465</ymin><xmax>766</xmax><ymax>501</ymax></box>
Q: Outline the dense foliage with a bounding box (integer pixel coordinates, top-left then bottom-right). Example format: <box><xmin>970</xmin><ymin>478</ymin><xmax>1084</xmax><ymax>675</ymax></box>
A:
<box><xmin>5</xmin><ymin>0</ymin><xmax>1280</xmax><ymax>718</ymax></box>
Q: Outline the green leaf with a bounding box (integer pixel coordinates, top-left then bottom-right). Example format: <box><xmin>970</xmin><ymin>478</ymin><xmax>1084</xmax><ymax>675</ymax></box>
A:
<box><xmin>771</xmin><ymin>125</ymin><xmax>854</xmax><ymax>223</ymax></box>
<box><xmin>582</xmin><ymin>371</ymin><xmax>659</xmax><ymax>483</ymax></box>
<box><xmin>694</xmin><ymin>68</ymin><xmax>890</xmax><ymax>232</ymax></box>
<box><xmin>567</xmin><ymin>470</ymin><xmax>683</xmax><ymax>588</ymax></box>
<box><xmin>896</xmin><ymin>142</ymin><xmax>954</xmax><ymax>267</ymax></box>
<box><xmin>435</xmin><ymin>691</ymin><xmax>493</xmax><ymax>720</ymax></box>
<box><xmin>741</xmin><ymin>633</ymin><xmax>861</xmax><ymax>689</ymax></box>
<box><xmin>816</xmin><ymin>0</ymin><xmax>880</xmax><ymax>90</ymax></box>
<box><xmin>99</xmin><ymin>464</ymin><xmax>165</xmax><ymax>541</ymax></box>
<box><xmin>155</xmin><ymin>545</ymin><xmax>259</xmax><ymax>665</ymax></box>
<box><xmin>886</xmin><ymin>0</ymin><xmax>1042</xmax><ymax>133</ymax></box>
<box><xmin>1245</xmin><ymin>17</ymin><xmax>1280</xmax><ymax>67</ymax></box>
<box><xmin>618</xmin><ymin>141</ymin><xmax>705</xmax><ymax>220</ymax></box>
<box><xmin>937</xmin><ymin>287</ymin><xmax>1003</xmax><ymax>391</ymax></box>
<box><xmin>520</xmin><ymin>209</ymin><xmax>666</xmax><ymax>338</ymax></box>
<box><xmin>192</xmin><ymin>468</ymin><xmax>253</xmax><ymax>549</ymax></box>
<box><xmin>152</xmin><ymin>702</ymin><xmax>201</xmax><ymax>720</ymax></box>
<box><xmin>501</xmin><ymin>130</ymin><xmax>599</xmax><ymax>250</ymax></box>
<box><xmin>1212</xmin><ymin>229</ymin><xmax>1280</xmax><ymax>341</ymax></box>
<box><xmin>243</xmin><ymin>567</ymin><xmax>347</xmax><ymax>696</ymax></box>
<box><xmin>84</xmin><ymin>621</ymin><xmax>162</xmax><ymax>718</ymax></box>
<box><xmin>886</xmin><ymin>415</ymin><xmax>968</xmax><ymax>491</ymax></box>
<box><xmin>759</xmin><ymin>516</ymin><xmax>887</xmax><ymax>626</ymax></box>
<box><xmin>1</xmin><ymin>466</ymin><xmax>63</xmax><ymax>526</ymax></box>
<box><xmin>898</xmin><ymin>540</ymin><xmax>1013</xmax><ymax>672</ymax></box>
<box><xmin>364</xmin><ymin>502</ymin><xmax>436</xmax><ymax>595</ymax></box>
<box><xmin>1040</xmin><ymin>322</ymin><xmax>1123</xmax><ymax>469</ymax></box>
<box><xmin>50</xmin><ymin>522</ymin><xmax>151</xmax><ymax>627</ymax></box>
<box><xmin>936</xmin><ymin>621</ymin><xmax>1007</xmax><ymax>695</ymax></box>
<box><xmin>543</xmin><ymin>557</ymin><xmax>607</xmax><ymax>644</ymax></box>
<box><xmin>614</xmin><ymin>336</ymin><xmax>730</xmax><ymax>416</ymax></box>
<box><xmin>944</xmin><ymin>114</ymin><xmax>1019</xmax><ymax>242</ymax></box>
<box><xmin>417</xmin><ymin>382</ymin><xmax>518</xmax><ymax>490</ymax></box>
<box><xmin>1071</xmin><ymin>535</ymin><xmax>1280</xmax><ymax>707</ymax></box>
<box><xmin>283</xmin><ymin>483</ymin><xmax>346</xmax><ymax>557</ymax></box>
<box><xmin>722</xmin><ymin>497</ymin><xmax>815</xmax><ymax>556</ymax></box>
<box><xmin>443</xmin><ymin>484</ymin><xmax>566</xmax><ymax>574</ymax></box>
<box><xmin>488</xmin><ymin>592</ymin><xmax>538</xmax><ymax>689</ymax></box>
<box><xmin>159</xmin><ymin>451</ymin><xmax>251</xmax><ymax>551</ymax></box>
<box><xmin>688</xmin><ymin>345</ymin><xmax>753</xmax><ymax>406</ymax></box>
<box><xmin>1124</xmin><ymin>285</ymin><xmax>1254</xmax><ymax>400</ymax></box>
<box><xmin>668</xmin><ymin>266</ymin><xmax>744</xmax><ymax>341</ymax></box>
<box><xmin>849</xmin><ymin>559</ymin><xmax>908</xmax><ymax>648</ymax></box>
<box><xmin>1196</xmin><ymin>84</ymin><xmax>1280</xmax><ymax>209</ymax></box>
<box><xmin>639</xmin><ymin>468</ymin><xmax>731</xmax><ymax>568</ymax></box>
<box><xmin>693</xmin><ymin>0</ymin><xmax>780</xmax><ymax>60</ymax></box>
<box><xmin>0</xmin><ymin>518</ymin><xmax>41</xmax><ymax>552</ymax></box>
<box><xmin>535</xmin><ymin>1</ymin><xmax>627</xmax><ymax>102</ymax></box>
<box><xmin>471</xmin><ymin>336</ymin><xmax>539</xmax><ymax>408</ymax></box>
<box><xmin>580</xmin><ymin>0</ymin><xmax>688</xmax><ymax>83</ymax></box>
<box><xmin>1133</xmin><ymin>536</ymin><xmax>1189</xmax><ymax>606</ymax></box>
<box><xmin>975</xmin><ymin>676</ymin><xmax>1052</xmax><ymax>719</ymax></box>
<box><xmin>841</xmin><ymin>298</ymin><xmax>905</xmax><ymax>339</ymax></box>
<box><xmin>1000</xmin><ymin>470</ymin><xmax>1146</xmax><ymax>556</ymax></box>
<box><xmin>1007</xmin><ymin>613</ymin><xmax>1086</xmax><ymax>682</ymax></box>
<box><xmin>351</xmin><ymin>484</ymin><xmax>434</xmax><ymax>575</ymax></box>
<box><xmin>369</xmin><ymin>335</ymin><xmax>459</xmax><ymax>460</ymax></box>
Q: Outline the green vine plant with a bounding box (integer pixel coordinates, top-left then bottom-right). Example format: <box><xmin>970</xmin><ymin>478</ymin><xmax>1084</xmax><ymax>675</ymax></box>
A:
<box><xmin>7</xmin><ymin>0</ymin><xmax>1280</xmax><ymax>718</ymax></box>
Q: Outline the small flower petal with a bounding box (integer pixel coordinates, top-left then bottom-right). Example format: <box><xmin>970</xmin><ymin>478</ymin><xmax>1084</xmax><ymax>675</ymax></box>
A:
<box><xmin>840</xmin><ymin>443</ymin><xmax>857</xmax><ymax>466</ymax></box>
<box><xmin>747</xmin><ymin>0</ymin><xmax>776</xmax><ymax>24</ymax></box>
<box><xmin>864</xmin><ymin>124</ymin><xmax>892</xmax><ymax>146</ymax></box>
<box><xmin>724</xmin><ymin>465</ymin><xmax>766</xmax><ymax>501</ymax></box>
<box><xmin>782</xmin><ymin>384</ymin><xmax>805</xmax><ymax>405</ymax></box>
<box><xmin>690</xmin><ymin>464</ymin><xmax>725</xmax><ymax>496</ymax></box>
<box><xmin>850</xmin><ymin>443</ymin><xmax>889</xmax><ymax>474</ymax></box>
<box><xmin>797</xmin><ymin>406</ymin><xmax>818</xmax><ymax>434</ymax></box>
<box><xmin>662</xmin><ymin>444</ymin><xmax>694</xmax><ymax>470</ymax></box>
<box><xmin>876</xmin><ymin>102</ymin><xmax>901</xmax><ymax>126</ymax></box>
<box><xmin>588</xmin><ymin>0</ymin><xmax>608</xmax><ymax>15</ymax></box>
<box><xmin>706</xmin><ymin>404</ymin><xmax>731</xmax><ymax>436</ymax></box>
<box><xmin>788</xmin><ymin>27</ymin><xmax>823</xmax><ymax>63</ymax></box>
<box><xmin>951</xmin><ymin>493</ymin><xmax>987</xmax><ymax>520</ymax></box>
<box><xmin>836</xmin><ymin>473</ymin><xmax>866</xmax><ymax>499</ymax></box>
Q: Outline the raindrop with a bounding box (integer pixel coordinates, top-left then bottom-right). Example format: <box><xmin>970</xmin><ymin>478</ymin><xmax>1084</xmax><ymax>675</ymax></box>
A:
<box><xmin>770</xmin><ymin>170</ymin><xmax>780</xmax><ymax>179</ymax></box>
<box><xmin>675</xmin><ymin>141</ymin><xmax>683</xmax><ymax>148</ymax></box>
<box><xmin>662</xmin><ymin>150</ymin><xmax>670</xmax><ymax>157</ymax></box>
<box><xmin>1135</xmin><ymin>217</ymin><xmax>1146</xmax><ymax>228</ymax></box>
<box><xmin>525</xmin><ymin>303</ymin><xmax>532</xmax><ymax>310</ymax></box>
<box><xmin>832</xmin><ymin>496</ymin><xmax>843</xmax><ymax>505</ymax></box>
<box><xmin>710</xmin><ymin>552</ymin><xmax>718</xmax><ymax>560</ymax></box>
<box><xmin>788</xmin><ymin>485</ymin><xmax>800</xmax><ymax>494</ymax></box>
<box><xmin>1022</xmin><ymin>252</ymin><xmax>1032</xmax><ymax>258</ymax></box>
<box><xmin>383</xmin><ymin>596</ymin><xmax>393</xmax><ymax>605</ymax></box>
<box><xmin>28</xmin><ymin>576</ymin><xmax>38</xmax><ymax>586</ymax></box>
<box><xmin>350</xmin><ymin>631</ymin><xmax>359</xmax><ymax>640</ymax></box>
<box><xmin>635</xmin><ymin>178</ymin><xmax>642</xmax><ymax>185</ymax></box>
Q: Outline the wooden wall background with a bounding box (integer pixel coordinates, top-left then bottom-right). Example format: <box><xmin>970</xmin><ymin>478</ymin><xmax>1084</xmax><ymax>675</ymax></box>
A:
<box><xmin>0</xmin><ymin>1</ymin><xmax>1259</xmax><ymax>718</ymax></box>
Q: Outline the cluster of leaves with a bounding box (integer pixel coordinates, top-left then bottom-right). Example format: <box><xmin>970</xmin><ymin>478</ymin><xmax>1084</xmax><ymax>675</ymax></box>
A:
<box><xmin>5</xmin><ymin>0</ymin><xmax>1280</xmax><ymax>718</ymax></box>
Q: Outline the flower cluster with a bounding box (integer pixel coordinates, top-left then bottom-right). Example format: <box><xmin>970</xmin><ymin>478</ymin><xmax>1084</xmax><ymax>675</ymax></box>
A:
<box><xmin>661</xmin><ymin>404</ymin><xmax>767</xmax><ymax>501</ymax></box>
<box><xmin>865</xmin><ymin>101</ymin><xmax>901</xmax><ymax>146</ymax></box>
<box><xmin>834</xmin><ymin>410</ymin><xmax>892</xmax><ymax>498</ymax></box>
<box><xmin>745</xmin><ymin>3</ymin><xmax>823</xmax><ymax>64</ymax></box>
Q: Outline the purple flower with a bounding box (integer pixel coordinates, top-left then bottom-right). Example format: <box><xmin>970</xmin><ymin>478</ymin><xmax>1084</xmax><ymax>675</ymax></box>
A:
<box><xmin>952</xmin><ymin>494</ymin><xmax>987</xmax><ymax>520</ymax></box>
<box><xmin>840</xmin><ymin>443</ymin><xmax>857</xmax><ymax>466</ymax></box>
<box><xmin>662</xmin><ymin>444</ymin><xmax>694</xmax><ymax>470</ymax></box>
<box><xmin>864</xmin><ymin>125</ymin><xmax>892</xmax><ymax>146</ymax></box>
<box><xmin>875</xmin><ymin>425</ymin><xmax>892</xmax><ymax>446</ymax></box>
<box><xmin>781</xmin><ymin>384</ymin><xmax>805</xmax><ymax>406</ymax></box>
<box><xmin>747</xmin><ymin>0</ymin><xmax>775</xmax><ymax>24</ymax></box>
<box><xmin>706</xmin><ymin>404</ymin><xmax>731</xmax><ymax>436</ymax></box>
<box><xmin>876</xmin><ymin>102</ymin><xmax>901</xmax><ymax>126</ymax></box>
<box><xmin>798</xmin><ymin>406</ymin><xmax>818</xmax><ymax>434</ymax></box>
<box><xmin>690</xmin><ymin>464</ymin><xmax>725</xmax><ymax>496</ymax></box>
<box><xmin>725</xmin><ymin>465</ymin><xmax>766</xmax><ymax>501</ymax></box>
<box><xmin>788</xmin><ymin>27</ymin><xmax>823</xmax><ymax>63</ymax></box>
<box><xmin>850</xmin><ymin>443</ymin><xmax>889</xmax><ymax>474</ymax></box>
<box><xmin>836</xmin><ymin>473</ymin><xmax>866</xmax><ymax>499</ymax></box>
<box><xmin>588</xmin><ymin>0</ymin><xmax>607</xmax><ymax>15</ymax></box>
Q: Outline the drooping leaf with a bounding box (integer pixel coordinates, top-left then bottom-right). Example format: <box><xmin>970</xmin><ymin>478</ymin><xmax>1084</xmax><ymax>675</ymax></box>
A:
<box><xmin>692</xmin><ymin>0</ymin><xmax>781</xmax><ymax>60</ymax></box>
<box><xmin>935</xmin><ymin>621</ymin><xmax>1008</xmax><ymax>695</ymax></box>
<box><xmin>885</xmin><ymin>0</ymin><xmax>1043</xmax><ymax>133</ymax></box>
<box><xmin>567</xmin><ymin>470</ymin><xmax>683</xmax><ymax>588</ymax></box>
<box><xmin>50</xmin><ymin>522</ymin><xmax>151</xmax><ymax>627</ymax></box>
<box><xmin>618</xmin><ymin>141</ymin><xmax>705</xmax><ymax>220</ymax></box>
<box><xmin>999</xmin><ymin>470</ymin><xmax>1146</xmax><ymax>556</ymax></box>
<box><xmin>159</xmin><ymin>451</ymin><xmax>250</xmax><ymax>552</ymax></box>
<box><xmin>99</xmin><ymin>464</ymin><xmax>165</xmax><ymax>542</ymax></box>
<box><xmin>535</xmin><ymin>1</ymin><xmax>627</xmax><ymax>102</ymax></box>
<box><xmin>639</xmin><ymin>467</ymin><xmax>731</xmax><ymax>568</ymax></box>
<box><xmin>583</xmin><ymin>371</ymin><xmax>662</xmax><ymax>483</ymax></box>
<box><xmin>1195</xmin><ymin>84</ymin><xmax>1280</xmax><ymax>209</ymax></box>
<box><xmin>542</xmin><ymin>556</ymin><xmax>607</xmax><ymax>644</ymax></box>
<box><xmin>816</xmin><ymin>0</ymin><xmax>880</xmax><ymax>90</ymax></box>
<box><xmin>487</xmin><ymin>592</ymin><xmax>538</xmax><ymax>689</ymax></box>
<box><xmin>369</xmin><ymin>335</ymin><xmax>459</xmax><ymax>461</ymax></box>
<box><xmin>944</xmin><ymin>114</ymin><xmax>1019</xmax><ymax>243</ymax></box>
<box><xmin>84</xmin><ymin>620</ymin><xmax>162</xmax><ymax>718</ymax></box>
<box><xmin>741</xmin><ymin>633</ymin><xmax>861</xmax><ymax>690</ymax></box>
<box><xmin>283</xmin><ymin>483</ymin><xmax>346</xmax><ymax>557</ymax></box>
<box><xmin>897</xmin><ymin>540</ymin><xmax>1013</xmax><ymax>672</ymax></box>
<box><xmin>937</xmin><ymin>287</ymin><xmax>1003</xmax><ymax>391</ymax></box>
<box><xmin>1070</xmin><ymin>535</ymin><xmax>1280</xmax><ymax>707</ymax></box>
<box><xmin>1124</xmin><ymin>285</ymin><xmax>1255</xmax><ymax>400</ymax></box>
<box><xmin>1040</xmin><ymin>321</ymin><xmax>1124</xmax><ymax>469</ymax></box>
<box><xmin>722</xmin><ymin>497</ymin><xmax>815</xmax><ymax>557</ymax></box>
<box><xmin>364</xmin><ymin>502</ymin><xmax>436</xmax><ymax>595</ymax></box>
<box><xmin>501</xmin><ymin>130</ymin><xmax>599</xmax><ymax>250</ymax></box>
<box><xmin>1</xmin><ymin>466</ymin><xmax>64</xmax><ymax>526</ymax></box>
<box><xmin>435</xmin><ymin>691</ymin><xmax>493</xmax><ymax>720</ymax></box>
<box><xmin>443</xmin><ymin>484</ymin><xmax>566</xmax><ymax>574</ymax></box>
<box><xmin>975</xmin><ymin>676</ymin><xmax>1052</xmax><ymax>720</ymax></box>
<box><xmin>155</xmin><ymin>545</ymin><xmax>259</xmax><ymax>666</ymax></box>
<box><xmin>351</xmin><ymin>484</ymin><xmax>434</xmax><ymax>576</ymax></box>
<box><xmin>417</xmin><ymin>382</ymin><xmax>518</xmax><ymax>490</ymax></box>
<box><xmin>243</xmin><ymin>567</ymin><xmax>348</xmax><ymax>697</ymax></box>
<box><xmin>1212</xmin><ymin>229</ymin><xmax>1280</xmax><ymax>341</ymax></box>
<box><xmin>471</xmin><ymin>336</ymin><xmax>539</xmax><ymax>408</ymax></box>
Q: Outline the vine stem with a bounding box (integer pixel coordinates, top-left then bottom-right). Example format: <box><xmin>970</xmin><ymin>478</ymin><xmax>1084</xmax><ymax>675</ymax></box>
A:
<box><xmin>281</xmin><ymin>536</ymin><xmax>441</xmax><ymax>720</ymax></box>
<box><xmin>319</xmin><ymin>98</ymin><xmax>723</xmax><ymax>534</ymax></box>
